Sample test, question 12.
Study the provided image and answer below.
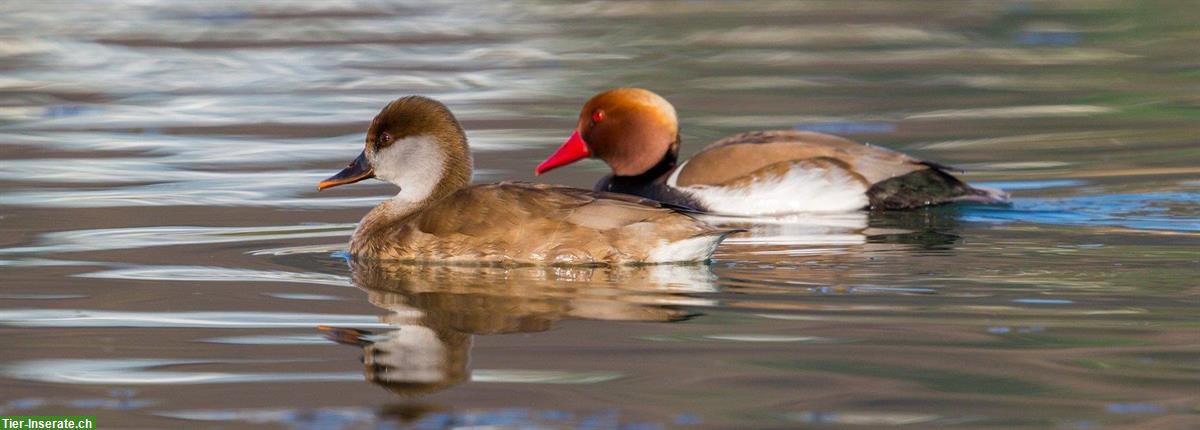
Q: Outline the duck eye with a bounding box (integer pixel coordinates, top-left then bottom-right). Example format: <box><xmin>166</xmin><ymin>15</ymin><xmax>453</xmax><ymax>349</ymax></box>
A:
<box><xmin>591</xmin><ymin>110</ymin><xmax>605</xmax><ymax>123</ymax></box>
<box><xmin>379</xmin><ymin>132</ymin><xmax>394</xmax><ymax>145</ymax></box>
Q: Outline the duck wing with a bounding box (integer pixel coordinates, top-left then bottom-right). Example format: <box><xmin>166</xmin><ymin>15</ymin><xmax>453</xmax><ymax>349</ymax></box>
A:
<box><xmin>677</xmin><ymin>130</ymin><xmax>926</xmax><ymax>187</ymax></box>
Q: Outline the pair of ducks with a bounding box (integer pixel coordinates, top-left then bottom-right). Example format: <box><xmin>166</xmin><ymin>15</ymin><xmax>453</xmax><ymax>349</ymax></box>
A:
<box><xmin>319</xmin><ymin>88</ymin><xmax>1007</xmax><ymax>265</ymax></box>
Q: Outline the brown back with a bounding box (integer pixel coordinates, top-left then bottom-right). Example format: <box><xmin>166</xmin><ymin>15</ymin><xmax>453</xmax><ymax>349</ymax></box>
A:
<box><xmin>353</xmin><ymin>181</ymin><xmax>725</xmax><ymax>264</ymax></box>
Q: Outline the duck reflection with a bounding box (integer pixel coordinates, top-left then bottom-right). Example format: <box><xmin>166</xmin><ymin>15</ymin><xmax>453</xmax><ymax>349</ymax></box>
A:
<box><xmin>704</xmin><ymin>206</ymin><xmax>969</xmax><ymax>253</ymax></box>
<box><xmin>324</xmin><ymin>260</ymin><xmax>718</xmax><ymax>396</ymax></box>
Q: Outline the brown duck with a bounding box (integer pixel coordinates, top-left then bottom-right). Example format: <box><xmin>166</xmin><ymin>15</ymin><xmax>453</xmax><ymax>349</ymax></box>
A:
<box><xmin>535</xmin><ymin>88</ymin><xmax>1008</xmax><ymax>215</ymax></box>
<box><xmin>317</xmin><ymin>95</ymin><xmax>733</xmax><ymax>265</ymax></box>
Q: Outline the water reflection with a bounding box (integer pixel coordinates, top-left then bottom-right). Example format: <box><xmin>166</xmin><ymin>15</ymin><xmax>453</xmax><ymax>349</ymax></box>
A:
<box><xmin>962</xmin><ymin>192</ymin><xmax>1200</xmax><ymax>233</ymax></box>
<box><xmin>327</xmin><ymin>260</ymin><xmax>718</xmax><ymax>395</ymax></box>
<box><xmin>704</xmin><ymin>212</ymin><xmax>869</xmax><ymax>247</ymax></box>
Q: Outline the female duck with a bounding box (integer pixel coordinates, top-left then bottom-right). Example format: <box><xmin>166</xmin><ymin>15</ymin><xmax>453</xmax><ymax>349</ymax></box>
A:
<box><xmin>318</xmin><ymin>95</ymin><xmax>732</xmax><ymax>265</ymax></box>
<box><xmin>535</xmin><ymin>88</ymin><xmax>1008</xmax><ymax>215</ymax></box>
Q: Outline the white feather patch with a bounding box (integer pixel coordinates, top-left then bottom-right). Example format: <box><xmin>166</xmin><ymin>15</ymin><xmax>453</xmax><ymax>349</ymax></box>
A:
<box><xmin>672</xmin><ymin>163</ymin><xmax>869</xmax><ymax>215</ymax></box>
<box><xmin>370</xmin><ymin>134</ymin><xmax>446</xmax><ymax>204</ymax></box>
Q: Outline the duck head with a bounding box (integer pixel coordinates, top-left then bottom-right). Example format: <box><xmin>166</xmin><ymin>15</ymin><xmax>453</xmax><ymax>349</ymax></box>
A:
<box><xmin>536</xmin><ymin>88</ymin><xmax>679</xmax><ymax>177</ymax></box>
<box><xmin>319</xmin><ymin>96</ymin><xmax>472</xmax><ymax>203</ymax></box>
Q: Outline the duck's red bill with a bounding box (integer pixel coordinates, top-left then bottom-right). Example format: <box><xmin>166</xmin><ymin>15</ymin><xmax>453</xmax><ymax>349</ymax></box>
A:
<box><xmin>318</xmin><ymin>151</ymin><xmax>375</xmax><ymax>190</ymax></box>
<box><xmin>535</xmin><ymin>129</ymin><xmax>590</xmax><ymax>175</ymax></box>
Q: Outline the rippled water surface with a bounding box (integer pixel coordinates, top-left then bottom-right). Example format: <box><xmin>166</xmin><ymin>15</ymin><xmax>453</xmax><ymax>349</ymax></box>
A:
<box><xmin>2</xmin><ymin>1</ymin><xmax>1198</xmax><ymax>429</ymax></box>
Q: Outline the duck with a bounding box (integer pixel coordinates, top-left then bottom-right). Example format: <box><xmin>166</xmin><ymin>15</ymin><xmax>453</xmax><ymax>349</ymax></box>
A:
<box><xmin>534</xmin><ymin>88</ymin><xmax>1009</xmax><ymax>215</ymax></box>
<box><xmin>317</xmin><ymin>95</ymin><xmax>734</xmax><ymax>265</ymax></box>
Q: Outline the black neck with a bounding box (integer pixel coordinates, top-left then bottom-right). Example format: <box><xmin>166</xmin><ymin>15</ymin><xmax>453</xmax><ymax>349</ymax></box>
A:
<box><xmin>594</xmin><ymin>148</ymin><xmax>705</xmax><ymax>211</ymax></box>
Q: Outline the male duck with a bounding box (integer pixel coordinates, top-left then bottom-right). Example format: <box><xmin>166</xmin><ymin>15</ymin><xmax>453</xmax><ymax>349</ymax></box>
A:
<box><xmin>318</xmin><ymin>95</ymin><xmax>732</xmax><ymax>265</ymax></box>
<box><xmin>535</xmin><ymin>88</ymin><xmax>1008</xmax><ymax>215</ymax></box>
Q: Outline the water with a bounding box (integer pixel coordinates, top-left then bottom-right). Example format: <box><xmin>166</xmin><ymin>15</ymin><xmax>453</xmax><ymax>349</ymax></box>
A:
<box><xmin>1</xmin><ymin>1</ymin><xmax>1198</xmax><ymax>428</ymax></box>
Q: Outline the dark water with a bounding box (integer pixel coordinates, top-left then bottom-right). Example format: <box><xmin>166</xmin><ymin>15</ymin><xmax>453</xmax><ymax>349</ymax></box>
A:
<box><xmin>2</xmin><ymin>1</ymin><xmax>1198</xmax><ymax>429</ymax></box>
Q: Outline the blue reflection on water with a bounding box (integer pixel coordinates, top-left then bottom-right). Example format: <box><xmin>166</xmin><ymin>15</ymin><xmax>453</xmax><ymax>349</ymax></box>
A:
<box><xmin>1016</xmin><ymin>30</ymin><xmax>1081</xmax><ymax>46</ymax></box>
<box><xmin>1013</xmin><ymin>298</ymin><xmax>1074</xmax><ymax>305</ymax></box>
<box><xmin>44</xmin><ymin>105</ymin><xmax>89</xmax><ymax>119</ymax></box>
<box><xmin>795</xmin><ymin>122</ymin><xmax>897</xmax><ymax>135</ymax></box>
<box><xmin>960</xmin><ymin>192</ymin><xmax>1200</xmax><ymax>232</ymax></box>
<box><xmin>972</xmin><ymin>180</ymin><xmax>1086</xmax><ymax>191</ymax></box>
<box><xmin>1106</xmin><ymin>403</ymin><xmax>1168</xmax><ymax>414</ymax></box>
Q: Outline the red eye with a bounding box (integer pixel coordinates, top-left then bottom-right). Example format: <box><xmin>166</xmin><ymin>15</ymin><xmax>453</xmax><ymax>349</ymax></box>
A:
<box><xmin>591</xmin><ymin>110</ymin><xmax>605</xmax><ymax>123</ymax></box>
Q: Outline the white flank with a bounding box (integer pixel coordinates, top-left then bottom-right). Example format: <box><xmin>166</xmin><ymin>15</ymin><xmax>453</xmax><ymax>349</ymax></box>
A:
<box><xmin>672</xmin><ymin>163</ymin><xmax>869</xmax><ymax>215</ymax></box>
<box><xmin>369</xmin><ymin>134</ymin><xmax>448</xmax><ymax>204</ymax></box>
<box><xmin>647</xmin><ymin>234</ymin><xmax>725</xmax><ymax>263</ymax></box>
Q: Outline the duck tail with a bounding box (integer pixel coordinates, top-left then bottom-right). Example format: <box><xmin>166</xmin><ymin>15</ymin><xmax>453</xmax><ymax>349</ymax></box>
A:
<box><xmin>649</xmin><ymin>228</ymin><xmax>743</xmax><ymax>264</ymax></box>
<box><xmin>694</xmin><ymin>227</ymin><xmax>745</xmax><ymax>259</ymax></box>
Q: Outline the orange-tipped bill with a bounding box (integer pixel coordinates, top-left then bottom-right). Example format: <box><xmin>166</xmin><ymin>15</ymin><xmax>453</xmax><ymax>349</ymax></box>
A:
<box><xmin>535</xmin><ymin>129</ymin><xmax>590</xmax><ymax>175</ymax></box>
<box><xmin>318</xmin><ymin>151</ymin><xmax>375</xmax><ymax>191</ymax></box>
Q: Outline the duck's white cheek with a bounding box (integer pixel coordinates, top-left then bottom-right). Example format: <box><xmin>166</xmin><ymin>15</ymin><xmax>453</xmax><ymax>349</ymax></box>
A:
<box><xmin>370</xmin><ymin>135</ymin><xmax>445</xmax><ymax>201</ymax></box>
